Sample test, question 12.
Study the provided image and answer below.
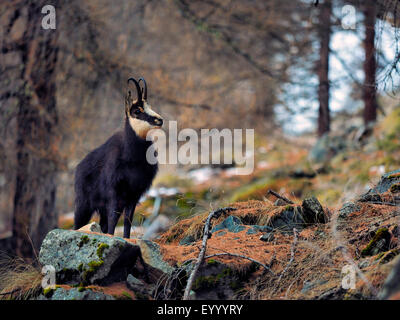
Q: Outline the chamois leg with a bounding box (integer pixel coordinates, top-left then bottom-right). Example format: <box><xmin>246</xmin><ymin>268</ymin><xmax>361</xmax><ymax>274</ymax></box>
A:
<box><xmin>99</xmin><ymin>208</ymin><xmax>108</xmax><ymax>233</ymax></box>
<box><xmin>124</xmin><ymin>202</ymin><xmax>137</xmax><ymax>239</ymax></box>
<box><xmin>74</xmin><ymin>202</ymin><xmax>92</xmax><ymax>230</ymax></box>
<box><xmin>107</xmin><ymin>200</ymin><xmax>121</xmax><ymax>235</ymax></box>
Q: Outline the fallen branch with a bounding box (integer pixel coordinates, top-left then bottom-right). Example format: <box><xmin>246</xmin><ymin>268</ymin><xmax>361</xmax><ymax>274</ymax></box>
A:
<box><xmin>267</xmin><ymin>189</ymin><xmax>294</xmax><ymax>204</ymax></box>
<box><xmin>204</xmin><ymin>253</ymin><xmax>275</xmax><ymax>275</ymax></box>
<box><xmin>277</xmin><ymin>228</ymin><xmax>298</xmax><ymax>284</ymax></box>
<box><xmin>182</xmin><ymin>207</ymin><xmax>236</xmax><ymax>300</ymax></box>
<box><xmin>368</xmin><ymin>201</ymin><xmax>398</xmax><ymax>207</ymax></box>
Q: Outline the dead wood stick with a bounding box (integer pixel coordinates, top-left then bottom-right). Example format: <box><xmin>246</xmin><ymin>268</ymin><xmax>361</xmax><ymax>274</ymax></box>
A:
<box><xmin>182</xmin><ymin>207</ymin><xmax>236</xmax><ymax>300</ymax></box>
<box><xmin>368</xmin><ymin>201</ymin><xmax>398</xmax><ymax>207</ymax></box>
<box><xmin>267</xmin><ymin>189</ymin><xmax>294</xmax><ymax>204</ymax></box>
<box><xmin>204</xmin><ymin>253</ymin><xmax>275</xmax><ymax>275</ymax></box>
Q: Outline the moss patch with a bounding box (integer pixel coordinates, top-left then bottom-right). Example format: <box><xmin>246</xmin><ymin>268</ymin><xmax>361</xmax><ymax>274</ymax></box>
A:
<box><xmin>80</xmin><ymin>243</ymin><xmax>109</xmax><ymax>284</ymax></box>
<box><xmin>78</xmin><ymin>235</ymin><xmax>90</xmax><ymax>247</ymax></box>
<box><xmin>97</xmin><ymin>243</ymin><xmax>109</xmax><ymax>259</ymax></box>
<box><xmin>361</xmin><ymin>228</ymin><xmax>391</xmax><ymax>257</ymax></box>
<box><xmin>193</xmin><ymin>267</ymin><xmax>235</xmax><ymax>291</ymax></box>
<box><xmin>207</xmin><ymin>259</ymin><xmax>218</xmax><ymax>265</ymax></box>
<box><xmin>43</xmin><ymin>287</ymin><xmax>55</xmax><ymax>298</ymax></box>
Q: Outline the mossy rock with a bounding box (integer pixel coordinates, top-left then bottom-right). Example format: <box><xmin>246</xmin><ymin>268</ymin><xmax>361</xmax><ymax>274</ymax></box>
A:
<box><xmin>390</xmin><ymin>183</ymin><xmax>400</xmax><ymax>194</ymax></box>
<box><xmin>360</xmin><ymin>170</ymin><xmax>400</xmax><ymax>201</ymax></box>
<box><xmin>43</xmin><ymin>287</ymin><xmax>55</xmax><ymax>298</ymax></box>
<box><xmin>39</xmin><ymin>229</ymin><xmax>146</xmax><ymax>286</ymax></box>
<box><xmin>38</xmin><ymin>287</ymin><xmax>115</xmax><ymax>300</ymax></box>
<box><xmin>191</xmin><ymin>261</ymin><xmax>243</xmax><ymax>299</ymax></box>
<box><xmin>378</xmin><ymin>248</ymin><xmax>400</xmax><ymax>264</ymax></box>
<box><xmin>211</xmin><ymin>216</ymin><xmax>245</xmax><ymax>234</ymax></box>
<box><xmin>361</xmin><ymin>228</ymin><xmax>391</xmax><ymax>257</ymax></box>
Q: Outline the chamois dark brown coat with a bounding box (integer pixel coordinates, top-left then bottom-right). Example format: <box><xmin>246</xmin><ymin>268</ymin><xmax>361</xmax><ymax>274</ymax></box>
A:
<box><xmin>74</xmin><ymin>77</ymin><xmax>163</xmax><ymax>238</ymax></box>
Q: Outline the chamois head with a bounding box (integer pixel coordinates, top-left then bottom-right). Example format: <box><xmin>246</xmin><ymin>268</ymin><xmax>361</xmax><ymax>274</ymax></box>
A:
<box><xmin>125</xmin><ymin>77</ymin><xmax>163</xmax><ymax>139</ymax></box>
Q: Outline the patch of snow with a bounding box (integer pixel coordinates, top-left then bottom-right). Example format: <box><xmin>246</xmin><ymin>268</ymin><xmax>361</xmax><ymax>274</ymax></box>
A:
<box><xmin>188</xmin><ymin>167</ymin><xmax>217</xmax><ymax>183</ymax></box>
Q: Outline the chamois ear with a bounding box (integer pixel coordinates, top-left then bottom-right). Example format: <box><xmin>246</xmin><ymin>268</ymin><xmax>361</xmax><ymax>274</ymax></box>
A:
<box><xmin>125</xmin><ymin>78</ymin><xmax>142</xmax><ymax>115</ymax></box>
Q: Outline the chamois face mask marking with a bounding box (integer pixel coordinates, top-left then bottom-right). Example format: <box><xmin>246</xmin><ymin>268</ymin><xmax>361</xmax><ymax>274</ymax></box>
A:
<box><xmin>128</xmin><ymin>101</ymin><xmax>163</xmax><ymax>139</ymax></box>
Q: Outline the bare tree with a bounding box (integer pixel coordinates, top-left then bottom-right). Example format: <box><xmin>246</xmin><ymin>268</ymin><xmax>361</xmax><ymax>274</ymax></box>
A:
<box><xmin>317</xmin><ymin>0</ymin><xmax>332</xmax><ymax>136</ymax></box>
<box><xmin>0</xmin><ymin>0</ymin><xmax>61</xmax><ymax>257</ymax></box>
<box><xmin>363</xmin><ymin>0</ymin><xmax>378</xmax><ymax>125</ymax></box>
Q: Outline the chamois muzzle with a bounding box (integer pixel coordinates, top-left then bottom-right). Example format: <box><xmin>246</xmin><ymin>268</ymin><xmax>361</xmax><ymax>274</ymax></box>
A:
<box><xmin>154</xmin><ymin>117</ymin><xmax>163</xmax><ymax>127</ymax></box>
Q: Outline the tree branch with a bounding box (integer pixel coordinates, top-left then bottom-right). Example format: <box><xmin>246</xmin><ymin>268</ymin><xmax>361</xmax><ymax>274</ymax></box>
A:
<box><xmin>267</xmin><ymin>189</ymin><xmax>294</xmax><ymax>205</ymax></box>
<box><xmin>182</xmin><ymin>207</ymin><xmax>236</xmax><ymax>300</ymax></box>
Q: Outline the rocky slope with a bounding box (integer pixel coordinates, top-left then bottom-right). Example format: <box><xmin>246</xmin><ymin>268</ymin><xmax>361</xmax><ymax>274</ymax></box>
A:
<box><xmin>30</xmin><ymin>169</ymin><xmax>400</xmax><ymax>300</ymax></box>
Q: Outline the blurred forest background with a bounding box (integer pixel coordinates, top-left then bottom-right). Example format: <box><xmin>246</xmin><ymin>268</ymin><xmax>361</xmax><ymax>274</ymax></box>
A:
<box><xmin>1</xmin><ymin>0</ymin><xmax>400</xmax><ymax>258</ymax></box>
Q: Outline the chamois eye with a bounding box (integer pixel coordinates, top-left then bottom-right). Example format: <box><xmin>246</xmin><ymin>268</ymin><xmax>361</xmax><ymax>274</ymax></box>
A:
<box><xmin>134</xmin><ymin>109</ymin><xmax>141</xmax><ymax>115</ymax></box>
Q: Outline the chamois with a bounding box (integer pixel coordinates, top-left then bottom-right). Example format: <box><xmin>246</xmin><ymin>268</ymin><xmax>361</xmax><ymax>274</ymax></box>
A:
<box><xmin>74</xmin><ymin>77</ymin><xmax>163</xmax><ymax>238</ymax></box>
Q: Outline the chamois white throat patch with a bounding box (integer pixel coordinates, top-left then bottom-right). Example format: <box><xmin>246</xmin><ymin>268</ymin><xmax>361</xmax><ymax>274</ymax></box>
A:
<box><xmin>128</xmin><ymin>101</ymin><xmax>162</xmax><ymax>139</ymax></box>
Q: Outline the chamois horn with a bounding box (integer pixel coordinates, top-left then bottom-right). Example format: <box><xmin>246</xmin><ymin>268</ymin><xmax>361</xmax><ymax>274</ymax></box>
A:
<box><xmin>127</xmin><ymin>77</ymin><xmax>142</xmax><ymax>102</ymax></box>
<box><xmin>138</xmin><ymin>77</ymin><xmax>147</xmax><ymax>101</ymax></box>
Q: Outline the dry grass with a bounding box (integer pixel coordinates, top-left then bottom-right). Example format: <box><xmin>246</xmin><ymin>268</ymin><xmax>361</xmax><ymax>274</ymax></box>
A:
<box><xmin>158</xmin><ymin>200</ymin><xmax>296</xmax><ymax>244</ymax></box>
<box><xmin>0</xmin><ymin>253</ymin><xmax>43</xmax><ymax>300</ymax></box>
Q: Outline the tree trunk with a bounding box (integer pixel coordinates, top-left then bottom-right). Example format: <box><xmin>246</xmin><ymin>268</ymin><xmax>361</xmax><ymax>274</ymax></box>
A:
<box><xmin>317</xmin><ymin>0</ymin><xmax>332</xmax><ymax>137</ymax></box>
<box><xmin>363</xmin><ymin>1</ymin><xmax>378</xmax><ymax>125</ymax></box>
<box><xmin>0</xmin><ymin>1</ymin><xmax>60</xmax><ymax>257</ymax></box>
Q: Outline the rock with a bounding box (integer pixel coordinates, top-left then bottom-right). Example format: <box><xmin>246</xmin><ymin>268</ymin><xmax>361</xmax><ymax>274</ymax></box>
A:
<box><xmin>259</xmin><ymin>232</ymin><xmax>274</xmax><ymax>242</ymax></box>
<box><xmin>361</xmin><ymin>228</ymin><xmax>391</xmax><ymax>257</ymax></box>
<box><xmin>389</xmin><ymin>224</ymin><xmax>399</xmax><ymax>237</ymax></box>
<box><xmin>338</xmin><ymin>202</ymin><xmax>361</xmax><ymax>220</ymax></box>
<box><xmin>37</xmin><ymin>287</ymin><xmax>115</xmax><ymax>300</ymax></box>
<box><xmin>246</xmin><ymin>225</ymin><xmax>273</xmax><ymax>235</ymax></box>
<box><xmin>378</xmin><ymin>256</ymin><xmax>400</xmax><ymax>299</ymax></box>
<box><xmin>126</xmin><ymin>274</ymin><xmax>154</xmax><ymax>298</ymax></box>
<box><xmin>269</xmin><ymin>205</ymin><xmax>306</xmax><ymax>232</ymax></box>
<box><xmin>308</xmin><ymin>133</ymin><xmax>347</xmax><ymax>163</ymax></box>
<box><xmin>136</xmin><ymin>239</ymin><xmax>174</xmax><ymax>274</ymax></box>
<box><xmin>191</xmin><ymin>260</ymin><xmax>242</xmax><ymax>300</ymax></box>
<box><xmin>39</xmin><ymin>229</ymin><xmax>146</xmax><ymax>285</ymax></box>
<box><xmin>378</xmin><ymin>249</ymin><xmax>400</xmax><ymax>264</ymax></box>
<box><xmin>301</xmin><ymin>197</ymin><xmax>327</xmax><ymax>224</ymax></box>
<box><xmin>211</xmin><ymin>216</ymin><xmax>245</xmax><ymax>234</ymax></box>
<box><xmin>267</xmin><ymin>199</ymin><xmax>326</xmax><ymax>233</ymax></box>
<box><xmin>179</xmin><ymin>235</ymin><xmax>196</xmax><ymax>246</ymax></box>
<box><xmin>373</xmin><ymin>169</ymin><xmax>400</xmax><ymax>194</ymax></box>
<box><xmin>78</xmin><ymin>222</ymin><xmax>102</xmax><ymax>233</ymax></box>
<box><xmin>357</xmin><ymin>191</ymin><xmax>382</xmax><ymax>203</ymax></box>
<box><xmin>358</xmin><ymin>169</ymin><xmax>400</xmax><ymax>202</ymax></box>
